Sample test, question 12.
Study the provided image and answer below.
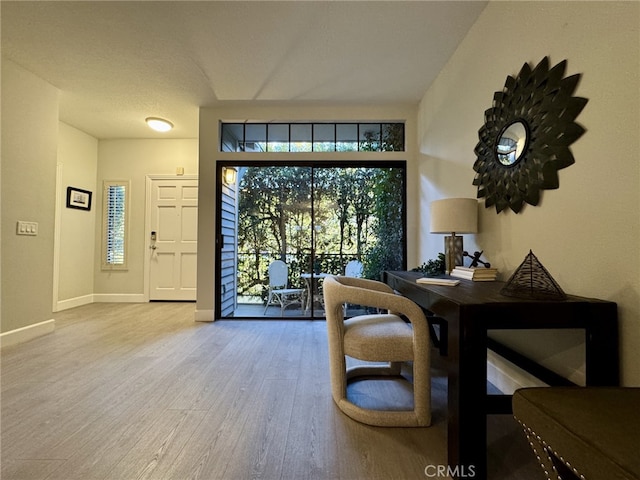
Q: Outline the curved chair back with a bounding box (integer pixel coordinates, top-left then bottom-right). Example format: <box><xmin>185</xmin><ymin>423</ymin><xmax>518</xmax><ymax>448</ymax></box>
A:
<box><xmin>268</xmin><ymin>260</ymin><xmax>289</xmax><ymax>288</ymax></box>
<box><xmin>344</xmin><ymin>259</ymin><xmax>363</xmax><ymax>278</ymax></box>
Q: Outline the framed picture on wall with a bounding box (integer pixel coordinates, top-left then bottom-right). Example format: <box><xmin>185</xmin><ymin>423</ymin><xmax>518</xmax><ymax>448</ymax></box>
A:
<box><xmin>66</xmin><ymin>186</ymin><xmax>92</xmax><ymax>211</ymax></box>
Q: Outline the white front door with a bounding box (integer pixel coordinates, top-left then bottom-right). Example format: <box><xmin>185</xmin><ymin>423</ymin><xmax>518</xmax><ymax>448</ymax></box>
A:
<box><xmin>148</xmin><ymin>177</ymin><xmax>198</xmax><ymax>301</ymax></box>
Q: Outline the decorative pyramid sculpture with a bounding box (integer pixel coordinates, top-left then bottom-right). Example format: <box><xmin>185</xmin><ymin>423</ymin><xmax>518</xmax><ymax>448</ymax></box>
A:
<box><xmin>500</xmin><ymin>250</ymin><xmax>567</xmax><ymax>300</ymax></box>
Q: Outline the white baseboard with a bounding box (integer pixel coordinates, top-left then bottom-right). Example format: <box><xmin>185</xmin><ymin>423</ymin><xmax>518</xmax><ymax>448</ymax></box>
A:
<box><xmin>92</xmin><ymin>293</ymin><xmax>146</xmax><ymax>303</ymax></box>
<box><xmin>487</xmin><ymin>350</ymin><xmax>547</xmax><ymax>395</ymax></box>
<box><xmin>0</xmin><ymin>319</ymin><xmax>55</xmax><ymax>348</ymax></box>
<box><xmin>56</xmin><ymin>294</ymin><xmax>94</xmax><ymax>312</ymax></box>
<box><xmin>195</xmin><ymin>309</ymin><xmax>215</xmax><ymax>322</ymax></box>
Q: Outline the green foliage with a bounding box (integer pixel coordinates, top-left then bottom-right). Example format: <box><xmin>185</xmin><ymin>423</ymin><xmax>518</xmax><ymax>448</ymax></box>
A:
<box><xmin>236</xmin><ymin>165</ymin><xmax>405</xmax><ymax>298</ymax></box>
<box><xmin>412</xmin><ymin>253</ymin><xmax>446</xmax><ymax>277</ymax></box>
<box><xmin>359</xmin><ymin>124</ymin><xmax>405</xmax><ymax>152</ymax></box>
<box><xmin>237</xmin><ymin>166</ymin><xmax>313</xmax><ymax>297</ymax></box>
<box><xmin>361</xmin><ymin>168</ymin><xmax>405</xmax><ymax>280</ymax></box>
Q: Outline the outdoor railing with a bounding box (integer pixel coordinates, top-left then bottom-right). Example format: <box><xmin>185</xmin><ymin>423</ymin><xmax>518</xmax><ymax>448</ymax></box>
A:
<box><xmin>237</xmin><ymin>252</ymin><xmax>366</xmax><ymax>299</ymax></box>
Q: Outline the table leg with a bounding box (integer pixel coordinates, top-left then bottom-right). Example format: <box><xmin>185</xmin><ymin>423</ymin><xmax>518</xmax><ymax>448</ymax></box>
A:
<box><xmin>448</xmin><ymin>313</ymin><xmax>488</xmax><ymax>479</ymax></box>
<box><xmin>585</xmin><ymin>302</ymin><xmax>619</xmax><ymax>386</ymax></box>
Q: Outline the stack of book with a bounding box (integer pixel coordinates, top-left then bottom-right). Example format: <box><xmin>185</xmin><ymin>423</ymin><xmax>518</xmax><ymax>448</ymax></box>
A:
<box><xmin>416</xmin><ymin>277</ymin><xmax>460</xmax><ymax>286</ymax></box>
<box><xmin>450</xmin><ymin>266</ymin><xmax>498</xmax><ymax>281</ymax></box>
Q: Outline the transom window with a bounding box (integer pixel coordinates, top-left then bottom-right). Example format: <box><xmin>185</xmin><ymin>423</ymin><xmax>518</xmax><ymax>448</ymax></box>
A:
<box><xmin>221</xmin><ymin>122</ymin><xmax>404</xmax><ymax>152</ymax></box>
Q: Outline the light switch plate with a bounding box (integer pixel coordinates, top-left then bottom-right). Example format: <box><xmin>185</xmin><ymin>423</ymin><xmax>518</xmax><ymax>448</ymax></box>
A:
<box><xmin>17</xmin><ymin>221</ymin><xmax>38</xmax><ymax>236</ymax></box>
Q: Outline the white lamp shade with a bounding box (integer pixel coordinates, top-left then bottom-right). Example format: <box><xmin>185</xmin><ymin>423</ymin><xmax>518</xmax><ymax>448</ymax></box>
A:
<box><xmin>430</xmin><ymin>198</ymin><xmax>478</xmax><ymax>234</ymax></box>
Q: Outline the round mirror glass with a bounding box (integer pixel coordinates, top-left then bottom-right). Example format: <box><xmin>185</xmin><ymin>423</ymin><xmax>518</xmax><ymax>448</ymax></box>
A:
<box><xmin>496</xmin><ymin>121</ymin><xmax>528</xmax><ymax>166</ymax></box>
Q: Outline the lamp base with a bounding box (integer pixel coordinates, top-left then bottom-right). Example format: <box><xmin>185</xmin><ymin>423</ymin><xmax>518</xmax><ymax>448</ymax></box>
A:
<box><xmin>444</xmin><ymin>235</ymin><xmax>464</xmax><ymax>274</ymax></box>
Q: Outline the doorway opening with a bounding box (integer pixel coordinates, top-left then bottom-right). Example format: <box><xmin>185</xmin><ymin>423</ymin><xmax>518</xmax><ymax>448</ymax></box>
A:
<box><xmin>216</xmin><ymin>161</ymin><xmax>406</xmax><ymax>319</ymax></box>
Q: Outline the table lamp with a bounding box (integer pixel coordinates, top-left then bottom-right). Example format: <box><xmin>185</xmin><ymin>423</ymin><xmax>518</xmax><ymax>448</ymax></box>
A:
<box><xmin>430</xmin><ymin>198</ymin><xmax>478</xmax><ymax>274</ymax></box>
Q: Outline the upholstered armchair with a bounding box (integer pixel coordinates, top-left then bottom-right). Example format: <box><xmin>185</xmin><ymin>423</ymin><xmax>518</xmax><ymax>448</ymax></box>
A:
<box><xmin>322</xmin><ymin>275</ymin><xmax>431</xmax><ymax>427</ymax></box>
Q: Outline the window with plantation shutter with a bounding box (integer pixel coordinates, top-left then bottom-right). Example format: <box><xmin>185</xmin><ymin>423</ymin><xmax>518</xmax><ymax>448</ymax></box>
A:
<box><xmin>102</xmin><ymin>180</ymin><xmax>129</xmax><ymax>270</ymax></box>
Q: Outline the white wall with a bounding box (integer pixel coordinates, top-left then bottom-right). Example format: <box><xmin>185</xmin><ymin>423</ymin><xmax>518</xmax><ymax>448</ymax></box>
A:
<box><xmin>197</xmin><ymin>103</ymin><xmax>419</xmax><ymax>320</ymax></box>
<box><xmin>95</xmin><ymin>139</ymin><xmax>198</xmax><ymax>298</ymax></box>
<box><xmin>0</xmin><ymin>58</ymin><xmax>199</xmax><ymax>336</ymax></box>
<box><xmin>56</xmin><ymin>123</ymin><xmax>98</xmax><ymax>309</ymax></box>
<box><xmin>1</xmin><ymin>60</ymin><xmax>59</xmax><ymax>334</ymax></box>
<box><xmin>418</xmin><ymin>1</ymin><xmax>640</xmax><ymax>386</ymax></box>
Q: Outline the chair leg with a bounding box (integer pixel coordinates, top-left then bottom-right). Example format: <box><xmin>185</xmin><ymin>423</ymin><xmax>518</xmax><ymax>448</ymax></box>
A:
<box><xmin>272</xmin><ymin>292</ymin><xmax>283</xmax><ymax>316</ymax></box>
<box><xmin>263</xmin><ymin>291</ymin><xmax>273</xmax><ymax>314</ymax></box>
<box><xmin>412</xmin><ymin>353</ymin><xmax>431</xmax><ymax>426</ymax></box>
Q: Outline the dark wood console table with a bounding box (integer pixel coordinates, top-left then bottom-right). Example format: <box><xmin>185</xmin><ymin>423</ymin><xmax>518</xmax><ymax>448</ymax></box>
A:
<box><xmin>384</xmin><ymin>270</ymin><xmax>618</xmax><ymax>479</ymax></box>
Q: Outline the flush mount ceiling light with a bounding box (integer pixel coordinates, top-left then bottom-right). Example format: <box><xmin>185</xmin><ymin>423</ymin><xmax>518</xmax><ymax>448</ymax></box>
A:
<box><xmin>145</xmin><ymin>117</ymin><xmax>173</xmax><ymax>132</ymax></box>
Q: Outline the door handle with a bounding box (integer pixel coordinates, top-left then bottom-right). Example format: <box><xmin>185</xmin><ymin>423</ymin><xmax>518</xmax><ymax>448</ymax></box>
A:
<box><xmin>150</xmin><ymin>245</ymin><xmax>157</xmax><ymax>250</ymax></box>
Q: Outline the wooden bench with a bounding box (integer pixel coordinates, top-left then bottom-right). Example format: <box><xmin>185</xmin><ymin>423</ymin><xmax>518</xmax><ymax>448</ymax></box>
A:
<box><xmin>513</xmin><ymin>387</ymin><xmax>640</xmax><ymax>480</ymax></box>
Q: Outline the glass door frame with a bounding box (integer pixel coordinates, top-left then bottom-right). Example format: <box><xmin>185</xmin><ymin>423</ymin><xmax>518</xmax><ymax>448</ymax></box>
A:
<box><xmin>214</xmin><ymin>159</ymin><xmax>407</xmax><ymax>319</ymax></box>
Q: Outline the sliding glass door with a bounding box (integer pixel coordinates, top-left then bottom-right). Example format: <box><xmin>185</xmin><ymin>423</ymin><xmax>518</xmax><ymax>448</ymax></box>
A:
<box><xmin>216</xmin><ymin>161</ymin><xmax>406</xmax><ymax>319</ymax></box>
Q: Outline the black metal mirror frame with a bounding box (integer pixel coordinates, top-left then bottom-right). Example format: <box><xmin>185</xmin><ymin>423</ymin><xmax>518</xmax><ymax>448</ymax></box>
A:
<box><xmin>473</xmin><ymin>57</ymin><xmax>588</xmax><ymax>213</ymax></box>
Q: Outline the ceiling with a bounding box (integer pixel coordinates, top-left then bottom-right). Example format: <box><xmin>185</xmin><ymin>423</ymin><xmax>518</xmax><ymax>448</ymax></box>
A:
<box><xmin>1</xmin><ymin>1</ymin><xmax>487</xmax><ymax>140</ymax></box>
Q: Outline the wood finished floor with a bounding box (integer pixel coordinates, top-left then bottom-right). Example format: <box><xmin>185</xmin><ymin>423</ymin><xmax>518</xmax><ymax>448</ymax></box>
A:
<box><xmin>1</xmin><ymin>302</ymin><xmax>543</xmax><ymax>480</ymax></box>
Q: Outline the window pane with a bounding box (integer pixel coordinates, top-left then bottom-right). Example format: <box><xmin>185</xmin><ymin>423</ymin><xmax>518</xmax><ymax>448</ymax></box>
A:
<box><xmin>225</xmin><ymin>163</ymin><xmax>406</xmax><ymax>319</ymax></box>
<box><xmin>359</xmin><ymin>124</ymin><xmax>381</xmax><ymax>151</ymax></box>
<box><xmin>336</xmin><ymin>124</ymin><xmax>358</xmax><ymax>152</ymax></box>
<box><xmin>107</xmin><ymin>186</ymin><xmax>126</xmax><ymax>264</ymax></box>
<box><xmin>268</xmin><ymin>124</ymin><xmax>289</xmax><ymax>152</ymax></box>
<box><xmin>244</xmin><ymin>124</ymin><xmax>266</xmax><ymax>152</ymax></box>
<box><xmin>221</xmin><ymin>123</ymin><xmax>244</xmax><ymax>152</ymax></box>
<box><xmin>313</xmin><ymin>124</ymin><xmax>335</xmax><ymax>152</ymax></box>
<box><xmin>102</xmin><ymin>181</ymin><xmax>129</xmax><ymax>270</ymax></box>
<box><xmin>382</xmin><ymin>123</ymin><xmax>404</xmax><ymax>151</ymax></box>
<box><xmin>290</xmin><ymin>124</ymin><xmax>312</xmax><ymax>152</ymax></box>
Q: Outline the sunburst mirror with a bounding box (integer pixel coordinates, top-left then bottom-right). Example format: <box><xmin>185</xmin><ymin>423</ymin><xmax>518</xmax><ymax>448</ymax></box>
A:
<box><xmin>473</xmin><ymin>57</ymin><xmax>588</xmax><ymax>213</ymax></box>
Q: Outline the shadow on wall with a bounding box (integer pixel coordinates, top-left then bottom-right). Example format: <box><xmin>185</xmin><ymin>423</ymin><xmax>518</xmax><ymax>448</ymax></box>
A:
<box><xmin>417</xmin><ymin>153</ymin><xmax>481</xmax><ymax>264</ymax></box>
<box><xmin>612</xmin><ymin>283</ymin><xmax>640</xmax><ymax>385</ymax></box>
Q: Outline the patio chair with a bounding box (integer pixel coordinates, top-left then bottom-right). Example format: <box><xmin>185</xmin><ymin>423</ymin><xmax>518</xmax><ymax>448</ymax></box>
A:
<box><xmin>344</xmin><ymin>259</ymin><xmax>363</xmax><ymax>277</ymax></box>
<box><xmin>343</xmin><ymin>259</ymin><xmax>363</xmax><ymax>313</ymax></box>
<box><xmin>322</xmin><ymin>275</ymin><xmax>431</xmax><ymax>427</ymax></box>
<box><xmin>263</xmin><ymin>260</ymin><xmax>305</xmax><ymax>316</ymax></box>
